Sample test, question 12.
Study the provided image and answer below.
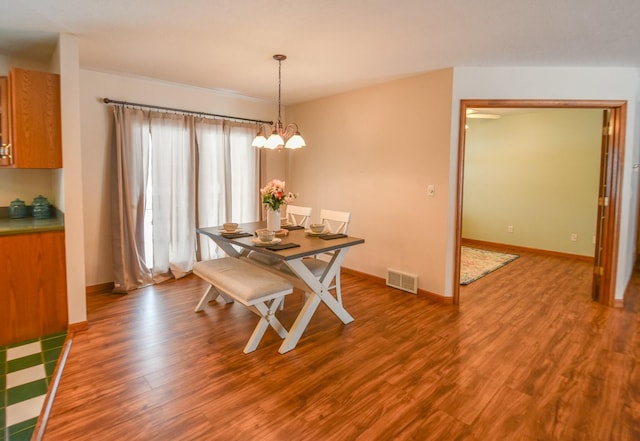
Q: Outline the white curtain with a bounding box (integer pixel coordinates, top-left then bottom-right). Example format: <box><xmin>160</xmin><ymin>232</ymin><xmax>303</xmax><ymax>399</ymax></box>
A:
<box><xmin>195</xmin><ymin>118</ymin><xmax>227</xmax><ymax>260</ymax></box>
<box><xmin>195</xmin><ymin>119</ymin><xmax>260</xmax><ymax>260</ymax></box>
<box><xmin>228</xmin><ymin>122</ymin><xmax>261</xmax><ymax>223</ymax></box>
<box><xmin>149</xmin><ymin>112</ymin><xmax>197</xmax><ymax>282</ymax></box>
<box><xmin>111</xmin><ymin>107</ymin><xmax>260</xmax><ymax>291</ymax></box>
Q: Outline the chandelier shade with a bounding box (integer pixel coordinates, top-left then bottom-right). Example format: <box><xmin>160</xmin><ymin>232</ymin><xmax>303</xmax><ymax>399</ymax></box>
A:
<box><xmin>252</xmin><ymin>54</ymin><xmax>306</xmax><ymax>150</ymax></box>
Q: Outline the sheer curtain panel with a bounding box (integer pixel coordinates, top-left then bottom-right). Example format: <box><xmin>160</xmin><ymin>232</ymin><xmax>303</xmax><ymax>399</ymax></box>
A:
<box><xmin>195</xmin><ymin>118</ymin><xmax>227</xmax><ymax>260</ymax></box>
<box><xmin>149</xmin><ymin>112</ymin><xmax>197</xmax><ymax>282</ymax></box>
<box><xmin>228</xmin><ymin>122</ymin><xmax>261</xmax><ymax>224</ymax></box>
<box><xmin>195</xmin><ymin>120</ymin><xmax>260</xmax><ymax>260</ymax></box>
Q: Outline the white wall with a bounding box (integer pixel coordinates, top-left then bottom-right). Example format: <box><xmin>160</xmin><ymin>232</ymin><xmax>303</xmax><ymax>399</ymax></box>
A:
<box><xmin>450</xmin><ymin>67</ymin><xmax>640</xmax><ymax>301</ymax></box>
<box><xmin>79</xmin><ymin>69</ymin><xmax>281</xmax><ymax>286</ymax></box>
<box><xmin>0</xmin><ymin>55</ymin><xmax>50</xmax><ymax>73</ymax></box>
<box><xmin>56</xmin><ymin>33</ymin><xmax>87</xmax><ymax>325</ymax></box>
<box><xmin>463</xmin><ymin>109</ymin><xmax>602</xmax><ymax>256</ymax></box>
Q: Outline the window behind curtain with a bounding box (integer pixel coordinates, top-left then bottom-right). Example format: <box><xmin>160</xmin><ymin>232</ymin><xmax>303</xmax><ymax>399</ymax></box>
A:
<box><xmin>228</xmin><ymin>122</ymin><xmax>260</xmax><ymax>223</ymax></box>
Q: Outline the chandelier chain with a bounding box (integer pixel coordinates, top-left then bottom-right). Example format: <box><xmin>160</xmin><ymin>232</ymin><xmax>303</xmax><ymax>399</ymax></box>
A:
<box><xmin>277</xmin><ymin>57</ymin><xmax>282</xmax><ymax>124</ymax></box>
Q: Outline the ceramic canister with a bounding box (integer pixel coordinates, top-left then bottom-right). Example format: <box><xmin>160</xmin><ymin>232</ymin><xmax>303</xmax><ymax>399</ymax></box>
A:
<box><xmin>32</xmin><ymin>195</ymin><xmax>51</xmax><ymax>219</ymax></box>
<box><xmin>9</xmin><ymin>198</ymin><xmax>27</xmax><ymax>219</ymax></box>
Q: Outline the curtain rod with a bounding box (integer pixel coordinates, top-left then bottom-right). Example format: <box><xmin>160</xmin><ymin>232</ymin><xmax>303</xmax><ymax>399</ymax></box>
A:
<box><xmin>102</xmin><ymin>98</ymin><xmax>273</xmax><ymax>125</ymax></box>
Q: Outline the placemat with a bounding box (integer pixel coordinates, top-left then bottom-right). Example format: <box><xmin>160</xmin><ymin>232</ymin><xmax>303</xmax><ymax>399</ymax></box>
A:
<box><xmin>318</xmin><ymin>233</ymin><xmax>348</xmax><ymax>240</ymax></box>
<box><xmin>282</xmin><ymin>225</ymin><xmax>305</xmax><ymax>231</ymax></box>
<box><xmin>266</xmin><ymin>242</ymin><xmax>300</xmax><ymax>251</ymax></box>
<box><xmin>220</xmin><ymin>232</ymin><xmax>253</xmax><ymax>239</ymax></box>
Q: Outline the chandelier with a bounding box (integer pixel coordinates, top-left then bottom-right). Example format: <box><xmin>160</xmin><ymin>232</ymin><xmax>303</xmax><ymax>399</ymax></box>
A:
<box><xmin>252</xmin><ymin>54</ymin><xmax>306</xmax><ymax>150</ymax></box>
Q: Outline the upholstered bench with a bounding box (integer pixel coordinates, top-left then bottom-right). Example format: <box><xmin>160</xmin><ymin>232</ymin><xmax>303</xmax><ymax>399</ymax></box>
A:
<box><xmin>193</xmin><ymin>257</ymin><xmax>294</xmax><ymax>353</ymax></box>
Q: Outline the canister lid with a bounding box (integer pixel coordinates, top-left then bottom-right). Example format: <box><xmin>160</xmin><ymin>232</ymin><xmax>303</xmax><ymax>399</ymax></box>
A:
<box><xmin>32</xmin><ymin>195</ymin><xmax>50</xmax><ymax>206</ymax></box>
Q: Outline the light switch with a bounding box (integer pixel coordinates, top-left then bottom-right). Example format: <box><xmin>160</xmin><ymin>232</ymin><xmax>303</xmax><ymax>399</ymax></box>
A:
<box><xmin>427</xmin><ymin>185</ymin><xmax>435</xmax><ymax>196</ymax></box>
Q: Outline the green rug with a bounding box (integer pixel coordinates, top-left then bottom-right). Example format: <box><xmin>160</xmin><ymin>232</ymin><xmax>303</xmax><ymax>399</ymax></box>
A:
<box><xmin>460</xmin><ymin>246</ymin><xmax>519</xmax><ymax>285</ymax></box>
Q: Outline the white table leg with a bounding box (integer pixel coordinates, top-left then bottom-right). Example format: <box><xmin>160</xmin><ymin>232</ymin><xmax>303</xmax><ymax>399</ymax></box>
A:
<box><xmin>286</xmin><ymin>254</ymin><xmax>354</xmax><ymax>324</ymax></box>
<box><xmin>210</xmin><ymin>239</ymin><xmax>242</xmax><ymax>258</ymax></box>
<box><xmin>278</xmin><ymin>292</ymin><xmax>322</xmax><ymax>353</ymax></box>
<box><xmin>278</xmin><ymin>250</ymin><xmax>355</xmax><ymax>353</ymax></box>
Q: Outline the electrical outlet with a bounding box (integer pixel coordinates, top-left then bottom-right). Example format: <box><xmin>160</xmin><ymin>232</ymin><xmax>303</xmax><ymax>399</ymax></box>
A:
<box><xmin>507</xmin><ymin>225</ymin><xmax>513</xmax><ymax>233</ymax></box>
<box><xmin>571</xmin><ymin>233</ymin><xmax>578</xmax><ymax>241</ymax></box>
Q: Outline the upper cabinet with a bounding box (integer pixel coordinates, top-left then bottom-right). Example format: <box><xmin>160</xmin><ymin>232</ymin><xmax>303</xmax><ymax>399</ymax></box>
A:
<box><xmin>0</xmin><ymin>67</ymin><xmax>62</xmax><ymax>168</ymax></box>
<box><xmin>0</xmin><ymin>77</ymin><xmax>9</xmax><ymax>163</ymax></box>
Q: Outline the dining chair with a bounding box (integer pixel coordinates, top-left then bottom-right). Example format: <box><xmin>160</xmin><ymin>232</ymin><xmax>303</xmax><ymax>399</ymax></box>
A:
<box><xmin>285</xmin><ymin>204</ymin><xmax>312</xmax><ymax>228</ymax></box>
<box><xmin>318</xmin><ymin>209</ymin><xmax>350</xmax><ymax>234</ymax></box>
<box><xmin>302</xmin><ymin>209</ymin><xmax>352</xmax><ymax>304</ymax></box>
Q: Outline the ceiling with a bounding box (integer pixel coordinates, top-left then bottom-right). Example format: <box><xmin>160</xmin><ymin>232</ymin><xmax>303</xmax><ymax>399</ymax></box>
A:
<box><xmin>1</xmin><ymin>0</ymin><xmax>639</xmax><ymax>105</ymax></box>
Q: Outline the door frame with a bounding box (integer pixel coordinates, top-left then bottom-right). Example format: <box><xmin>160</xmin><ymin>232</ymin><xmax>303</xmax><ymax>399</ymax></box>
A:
<box><xmin>453</xmin><ymin>99</ymin><xmax>627</xmax><ymax>307</ymax></box>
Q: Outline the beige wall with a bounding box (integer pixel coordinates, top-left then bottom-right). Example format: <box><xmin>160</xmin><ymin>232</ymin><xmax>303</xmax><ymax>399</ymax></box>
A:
<box><xmin>286</xmin><ymin>69</ymin><xmax>454</xmax><ymax>295</ymax></box>
<box><xmin>463</xmin><ymin>109</ymin><xmax>602</xmax><ymax>256</ymax></box>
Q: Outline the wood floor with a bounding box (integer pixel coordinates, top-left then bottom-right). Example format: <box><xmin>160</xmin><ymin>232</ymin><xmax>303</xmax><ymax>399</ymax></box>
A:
<box><xmin>44</xmin><ymin>249</ymin><xmax>640</xmax><ymax>440</ymax></box>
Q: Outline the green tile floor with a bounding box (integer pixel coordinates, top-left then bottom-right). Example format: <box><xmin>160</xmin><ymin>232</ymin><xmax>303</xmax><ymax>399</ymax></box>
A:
<box><xmin>1</xmin><ymin>332</ymin><xmax>67</xmax><ymax>441</ymax></box>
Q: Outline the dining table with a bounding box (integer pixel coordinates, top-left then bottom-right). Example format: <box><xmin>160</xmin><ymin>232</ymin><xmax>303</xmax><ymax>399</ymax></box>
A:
<box><xmin>197</xmin><ymin>221</ymin><xmax>365</xmax><ymax>353</ymax></box>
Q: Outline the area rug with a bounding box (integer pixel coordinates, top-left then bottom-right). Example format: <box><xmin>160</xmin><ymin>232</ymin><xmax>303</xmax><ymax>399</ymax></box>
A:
<box><xmin>460</xmin><ymin>246</ymin><xmax>519</xmax><ymax>285</ymax></box>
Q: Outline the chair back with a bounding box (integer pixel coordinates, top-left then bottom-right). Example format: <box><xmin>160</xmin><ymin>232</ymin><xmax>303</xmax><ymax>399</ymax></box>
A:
<box><xmin>286</xmin><ymin>205</ymin><xmax>312</xmax><ymax>228</ymax></box>
<box><xmin>320</xmin><ymin>209</ymin><xmax>351</xmax><ymax>234</ymax></box>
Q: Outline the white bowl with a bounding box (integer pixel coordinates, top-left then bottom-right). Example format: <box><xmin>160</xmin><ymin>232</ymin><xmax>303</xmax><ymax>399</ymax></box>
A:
<box><xmin>309</xmin><ymin>223</ymin><xmax>324</xmax><ymax>233</ymax></box>
<box><xmin>223</xmin><ymin>222</ymin><xmax>238</xmax><ymax>232</ymax></box>
<box><xmin>257</xmin><ymin>230</ymin><xmax>275</xmax><ymax>242</ymax></box>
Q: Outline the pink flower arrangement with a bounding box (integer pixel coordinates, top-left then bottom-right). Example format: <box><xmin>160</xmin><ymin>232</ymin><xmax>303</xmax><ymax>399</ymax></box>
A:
<box><xmin>260</xmin><ymin>179</ymin><xmax>297</xmax><ymax>211</ymax></box>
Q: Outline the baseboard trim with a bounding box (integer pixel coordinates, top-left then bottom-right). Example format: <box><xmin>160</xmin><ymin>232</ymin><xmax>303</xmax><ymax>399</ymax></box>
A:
<box><xmin>86</xmin><ymin>282</ymin><xmax>114</xmax><ymax>294</ymax></box>
<box><xmin>88</xmin><ymin>270</ymin><xmax>455</xmax><ymax>306</ymax></box>
<box><xmin>68</xmin><ymin>321</ymin><xmax>89</xmax><ymax>334</ymax></box>
<box><xmin>417</xmin><ymin>288</ymin><xmax>454</xmax><ymax>304</ymax></box>
<box><xmin>462</xmin><ymin>238</ymin><xmax>595</xmax><ymax>263</ymax></box>
<box><xmin>342</xmin><ymin>267</ymin><xmax>452</xmax><ymax>304</ymax></box>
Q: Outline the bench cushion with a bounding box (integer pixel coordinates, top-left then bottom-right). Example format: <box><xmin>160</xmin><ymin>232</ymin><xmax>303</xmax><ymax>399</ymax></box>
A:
<box><xmin>193</xmin><ymin>257</ymin><xmax>293</xmax><ymax>305</ymax></box>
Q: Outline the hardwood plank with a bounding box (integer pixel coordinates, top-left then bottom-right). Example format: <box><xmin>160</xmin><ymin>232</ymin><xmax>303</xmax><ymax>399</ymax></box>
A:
<box><xmin>43</xmin><ymin>250</ymin><xmax>640</xmax><ymax>440</ymax></box>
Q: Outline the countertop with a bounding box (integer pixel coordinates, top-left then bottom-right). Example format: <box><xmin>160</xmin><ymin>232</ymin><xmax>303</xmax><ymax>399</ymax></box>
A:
<box><xmin>0</xmin><ymin>206</ymin><xmax>65</xmax><ymax>236</ymax></box>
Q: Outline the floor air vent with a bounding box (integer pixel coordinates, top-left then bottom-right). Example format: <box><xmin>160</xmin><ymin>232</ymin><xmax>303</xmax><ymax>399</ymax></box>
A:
<box><xmin>386</xmin><ymin>269</ymin><xmax>418</xmax><ymax>294</ymax></box>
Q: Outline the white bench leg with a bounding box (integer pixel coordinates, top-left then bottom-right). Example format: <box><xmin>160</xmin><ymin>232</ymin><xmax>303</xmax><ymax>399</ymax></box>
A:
<box><xmin>244</xmin><ymin>298</ymin><xmax>288</xmax><ymax>353</ymax></box>
<box><xmin>194</xmin><ymin>285</ymin><xmax>233</xmax><ymax>312</ymax></box>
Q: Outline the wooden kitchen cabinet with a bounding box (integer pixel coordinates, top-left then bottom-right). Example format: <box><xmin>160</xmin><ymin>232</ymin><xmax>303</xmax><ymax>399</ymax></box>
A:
<box><xmin>0</xmin><ymin>77</ymin><xmax>9</xmax><ymax>165</ymax></box>
<box><xmin>0</xmin><ymin>231</ymin><xmax>68</xmax><ymax>345</ymax></box>
<box><xmin>0</xmin><ymin>67</ymin><xmax>62</xmax><ymax>168</ymax></box>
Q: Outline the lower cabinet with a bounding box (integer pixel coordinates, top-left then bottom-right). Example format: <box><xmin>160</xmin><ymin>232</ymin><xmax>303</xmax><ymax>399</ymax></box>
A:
<box><xmin>0</xmin><ymin>230</ymin><xmax>68</xmax><ymax>345</ymax></box>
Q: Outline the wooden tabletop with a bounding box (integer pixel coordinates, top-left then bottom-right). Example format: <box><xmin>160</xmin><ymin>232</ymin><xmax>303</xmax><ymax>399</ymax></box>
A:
<box><xmin>197</xmin><ymin>221</ymin><xmax>364</xmax><ymax>261</ymax></box>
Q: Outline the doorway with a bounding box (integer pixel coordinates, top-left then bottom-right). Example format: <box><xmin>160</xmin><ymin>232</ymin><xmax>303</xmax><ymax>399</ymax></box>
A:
<box><xmin>453</xmin><ymin>100</ymin><xmax>627</xmax><ymax>307</ymax></box>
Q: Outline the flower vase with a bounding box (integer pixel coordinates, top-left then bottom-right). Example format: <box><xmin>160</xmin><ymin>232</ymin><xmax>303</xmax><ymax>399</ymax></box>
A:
<box><xmin>266</xmin><ymin>208</ymin><xmax>281</xmax><ymax>232</ymax></box>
